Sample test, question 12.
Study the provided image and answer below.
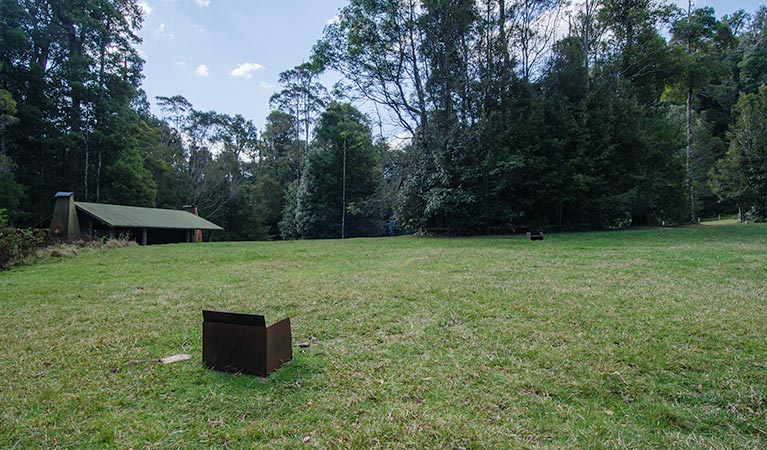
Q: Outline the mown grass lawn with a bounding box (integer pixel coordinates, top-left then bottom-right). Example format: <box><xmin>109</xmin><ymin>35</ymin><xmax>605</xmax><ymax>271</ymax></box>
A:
<box><xmin>1</xmin><ymin>223</ymin><xmax>766</xmax><ymax>449</ymax></box>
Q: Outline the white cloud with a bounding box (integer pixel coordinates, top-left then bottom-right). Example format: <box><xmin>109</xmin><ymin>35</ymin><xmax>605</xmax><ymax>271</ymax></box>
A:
<box><xmin>173</xmin><ymin>61</ymin><xmax>188</xmax><ymax>69</ymax></box>
<box><xmin>229</xmin><ymin>62</ymin><xmax>264</xmax><ymax>79</ymax></box>
<box><xmin>326</xmin><ymin>15</ymin><xmax>340</xmax><ymax>25</ymax></box>
<box><xmin>258</xmin><ymin>81</ymin><xmax>275</xmax><ymax>90</ymax></box>
<box><xmin>195</xmin><ymin>64</ymin><xmax>209</xmax><ymax>77</ymax></box>
<box><xmin>139</xmin><ymin>1</ymin><xmax>152</xmax><ymax>16</ymax></box>
<box><xmin>195</xmin><ymin>0</ymin><xmax>210</xmax><ymax>6</ymax></box>
<box><xmin>155</xmin><ymin>23</ymin><xmax>175</xmax><ymax>39</ymax></box>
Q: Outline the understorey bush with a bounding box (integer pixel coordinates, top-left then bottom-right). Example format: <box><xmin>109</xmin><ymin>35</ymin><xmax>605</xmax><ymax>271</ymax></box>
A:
<box><xmin>41</xmin><ymin>235</ymin><xmax>136</xmax><ymax>259</ymax></box>
<box><xmin>0</xmin><ymin>227</ymin><xmax>48</xmax><ymax>270</ymax></box>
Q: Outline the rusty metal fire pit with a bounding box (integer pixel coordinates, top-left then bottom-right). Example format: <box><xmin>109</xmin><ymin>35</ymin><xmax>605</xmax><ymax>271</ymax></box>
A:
<box><xmin>202</xmin><ymin>310</ymin><xmax>292</xmax><ymax>377</ymax></box>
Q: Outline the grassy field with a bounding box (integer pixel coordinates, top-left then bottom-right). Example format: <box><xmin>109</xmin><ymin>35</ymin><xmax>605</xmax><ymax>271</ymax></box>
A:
<box><xmin>1</xmin><ymin>223</ymin><xmax>766</xmax><ymax>449</ymax></box>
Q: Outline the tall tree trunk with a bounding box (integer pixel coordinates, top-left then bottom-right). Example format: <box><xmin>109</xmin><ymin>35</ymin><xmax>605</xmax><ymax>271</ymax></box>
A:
<box><xmin>519</xmin><ymin>0</ymin><xmax>531</xmax><ymax>83</ymax></box>
<box><xmin>94</xmin><ymin>21</ymin><xmax>109</xmax><ymax>204</ymax></box>
<box><xmin>49</xmin><ymin>2</ymin><xmax>86</xmax><ymax>188</ymax></box>
<box><xmin>84</xmin><ymin>132</ymin><xmax>89</xmax><ymax>200</ymax></box>
<box><xmin>686</xmin><ymin>0</ymin><xmax>695</xmax><ymax>221</ymax></box>
<box><xmin>460</xmin><ymin>33</ymin><xmax>470</xmax><ymax>124</ymax></box>
<box><xmin>295</xmin><ymin>103</ymin><xmax>301</xmax><ymax>183</ymax></box>
<box><xmin>687</xmin><ymin>87</ymin><xmax>694</xmax><ymax>220</ymax></box>
<box><xmin>341</xmin><ymin>138</ymin><xmax>347</xmax><ymax>239</ymax></box>
<box><xmin>584</xmin><ymin>0</ymin><xmax>590</xmax><ymax>93</ymax></box>
<box><xmin>408</xmin><ymin>0</ymin><xmax>428</xmax><ymax>137</ymax></box>
<box><xmin>499</xmin><ymin>0</ymin><xmax>511</xmax><ymax>104</ymax></box>
<box><xmin>304</xmin><ymin>94</ymin><xmax>310</xmax><ymax>165</ymax></box>
<box><xmin>54</xmin><ymin>5</ymin><xmax>86</xmax><ymax>187</ymax></box>
<box><xmin>484</xmin><ymin>1</ymin><xmax>492</xmax><ymax>112</ymax></box>
<box><xmin>68</xmin><ymin>48</ymin><xmax>83</xmax><ymax>186</ymax></box>
<box><xmin>498</xmin><ymin>0</ymin><xmax>510</xmax><ymax>70</ymax></box>
<box><xmin>96</xmin><ymin>150</ymin><xmax>102</xmax><ymax>202</ymax></box>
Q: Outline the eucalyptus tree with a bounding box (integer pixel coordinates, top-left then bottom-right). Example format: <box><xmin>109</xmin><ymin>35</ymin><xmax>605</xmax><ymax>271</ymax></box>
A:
<box><xmin>156</xmin><ymin>95</ymin><xmax>193</xmax><ymax>134</ymax></box>
<box><xmin>43</xmin><ymin>0</ymin><xmax>146</xmax><ymax>201</ymax></box>
<box><xmin>314</xmin><ymin>0</ymin><xmax>430</xmax><ymax>141</ymax></box>
<box><xmin>0</xmin><ymin>0</ymin><xmax>147</xmax><ymax>223</ymax></box>
<box><xmin>511</xmin><ymin>0</ymin><xmax>565</xmax><ymax>83</ymax></box>
<box><xmin>216</xmin><ymin>114</ymin><xmax>259</xmax><ymax>163</ymax></box>
<box><xmin>88</xmin><ymin>0</ymin><xmax>145</xmax><ymax>202</ymax></box>
<box><xmin>269</xmin><ymin>62</ymin><xmax>327</xmax><ymax>180</ymax></box>
<box><xmin>669</xmin><ymin>5</ymin><xmax>737</xmax><ymax>219</ymax></box>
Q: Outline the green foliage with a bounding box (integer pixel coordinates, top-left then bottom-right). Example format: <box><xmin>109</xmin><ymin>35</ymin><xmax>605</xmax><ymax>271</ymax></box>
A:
<box><xmin>278</xmin><ymin>180</ymin><xmax>301</xmax><ymax>239</ymax></box>
<box><xmin>0</xmin><ymin>0</ymin><xmax>145</xmax><ymax>224</ymax></box>
<box><xmin>691</xmin><ymin>114</ymin><xmax>730</xmax><ymax>216</ymax></box>
<box><xmin>0</xmin><ymin>155</ymin><xmax>25</xmax><ymax>225</ymax></box>
<box><xmin>105</xmin><ymin>147</ymin><xmax>157</xmax><ymax>207</ymax></box>
<box><xmin>0</xmin><ymin>226</ymin><xmax>47</xmax><ymax>270</ymax></box>
<box><xmin>709</xmin><ymin>154</ymin><xmax>747</xmax><ymax>217</ymax></box>
<box><xmin>259</xmin><ymin>111</ymin><xmax>300</xmax><ymax>236</ymax></box>
<box><xmin>324</xmin><ymin>0</ymin><xmax>698</xmax><ymax>232</ymax></box>
<box><xmin>0</xmin><ymin>88</ymin><xmax>19</xmax><ymax>134</ymax></box>
<box><xmin>269</xmin><ymin>62</ymin><xmax>327</xmax><ymax>158</ymax></box>
<box><xmin>2</xmin><ymin>0</ymin><xmax>765</xmax><ymax>237</ymax></box>
<box><xmin>710</xmin><ymin>87</ymin><xmax>767</xmax><ymax>220</ymax></box>
<box><xmin>738</xmin><ymin>7</ymin><xmax>767</xmax><ymax>93</ymax></box>
<box><xmin>295</xmin><ymin>103</ymin><xmax>383</xmax><ymax>239</ymax></box>
<box><xmin>135</xmin><ymin>112</ymin><xmax>188</xmax><ymax>209</ymax></box>
<box><xmin>668</xmin><ymin>6</ymin><xmax>736</xmax><ymax>96</ymax></box>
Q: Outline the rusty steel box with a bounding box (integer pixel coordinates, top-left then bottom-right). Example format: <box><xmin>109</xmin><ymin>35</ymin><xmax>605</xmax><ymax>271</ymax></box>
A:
<box><xmin>202</xmin><ymin>310</ymin><xmax>292</xmax><ymax>377</ymax></box>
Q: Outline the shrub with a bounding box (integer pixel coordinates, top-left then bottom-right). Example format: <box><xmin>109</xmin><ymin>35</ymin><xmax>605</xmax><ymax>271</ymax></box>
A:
<box><xmin>0</xmin><ymin>227</ymin><xmax>48</xmax><ymax>270</ymax></box>
<box><xmin>38</xmin><ymin>235</ymin><xmax>136</xmax><ymax>261</ymax></box>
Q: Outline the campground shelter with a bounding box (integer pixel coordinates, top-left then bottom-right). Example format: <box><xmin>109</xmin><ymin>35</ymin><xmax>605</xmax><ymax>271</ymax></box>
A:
<box><xmin>50</xmin><ymin>192</ymin><xmax>223</xmax><ymax>245</ymax></box>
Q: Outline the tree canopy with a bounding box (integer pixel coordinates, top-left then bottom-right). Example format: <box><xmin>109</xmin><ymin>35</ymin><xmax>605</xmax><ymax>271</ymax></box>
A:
<box><xmin>1</xmin><ymin>1</ymin><xmax>766</xmax><ymax>237</ymax></box>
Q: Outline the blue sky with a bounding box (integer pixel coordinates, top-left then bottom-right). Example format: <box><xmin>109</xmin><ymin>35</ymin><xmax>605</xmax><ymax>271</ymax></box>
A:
<box><xmin>137</xmin><ymin>0</ymin><xmax>765</xmax><ymax>135</ymax></box>
<box><xmin>137</xmin><ymin>0</ymin><xmax>346</xmax><ymax>129</ymax></box>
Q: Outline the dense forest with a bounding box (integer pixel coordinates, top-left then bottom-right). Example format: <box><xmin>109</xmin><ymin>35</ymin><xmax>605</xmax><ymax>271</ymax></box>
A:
<box><xmin>1</xmin><ymin>0</ymin><xmax>766</xmax><ymax>239</ymax></box>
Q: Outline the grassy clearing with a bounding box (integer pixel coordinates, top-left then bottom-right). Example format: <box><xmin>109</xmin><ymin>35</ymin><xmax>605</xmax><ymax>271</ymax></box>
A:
<box><xmin>1</xmin><ymin>223</ymin><xmax>766</xmax><ymax>448</ymax></box>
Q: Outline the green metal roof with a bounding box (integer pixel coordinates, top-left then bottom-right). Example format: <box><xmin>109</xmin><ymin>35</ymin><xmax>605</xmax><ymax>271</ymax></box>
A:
<box><xmin>75</xmin><ymin>202</ymin><xmax>223</xmax><ymax>230</ymax></box>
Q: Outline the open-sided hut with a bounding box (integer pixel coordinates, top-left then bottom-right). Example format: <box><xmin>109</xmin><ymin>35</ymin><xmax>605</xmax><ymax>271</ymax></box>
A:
<box><xmin>50</xmin><ymin>192</ymin><xmax>223</xmax><ymax>245</ymax></box>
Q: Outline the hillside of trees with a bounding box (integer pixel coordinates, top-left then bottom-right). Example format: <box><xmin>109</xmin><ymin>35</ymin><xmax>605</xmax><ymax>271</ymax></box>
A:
<box><xmin>1</xmin><ymin>0</ymin><xmax>766</xmax><ymax>239</ymax></box>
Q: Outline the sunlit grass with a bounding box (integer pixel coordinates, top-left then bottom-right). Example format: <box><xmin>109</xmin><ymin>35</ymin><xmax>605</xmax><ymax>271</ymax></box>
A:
<box><xmin>1</xmin><ymin>223</ymin><xmax>766</xmax><ymax>448</ymax></box>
